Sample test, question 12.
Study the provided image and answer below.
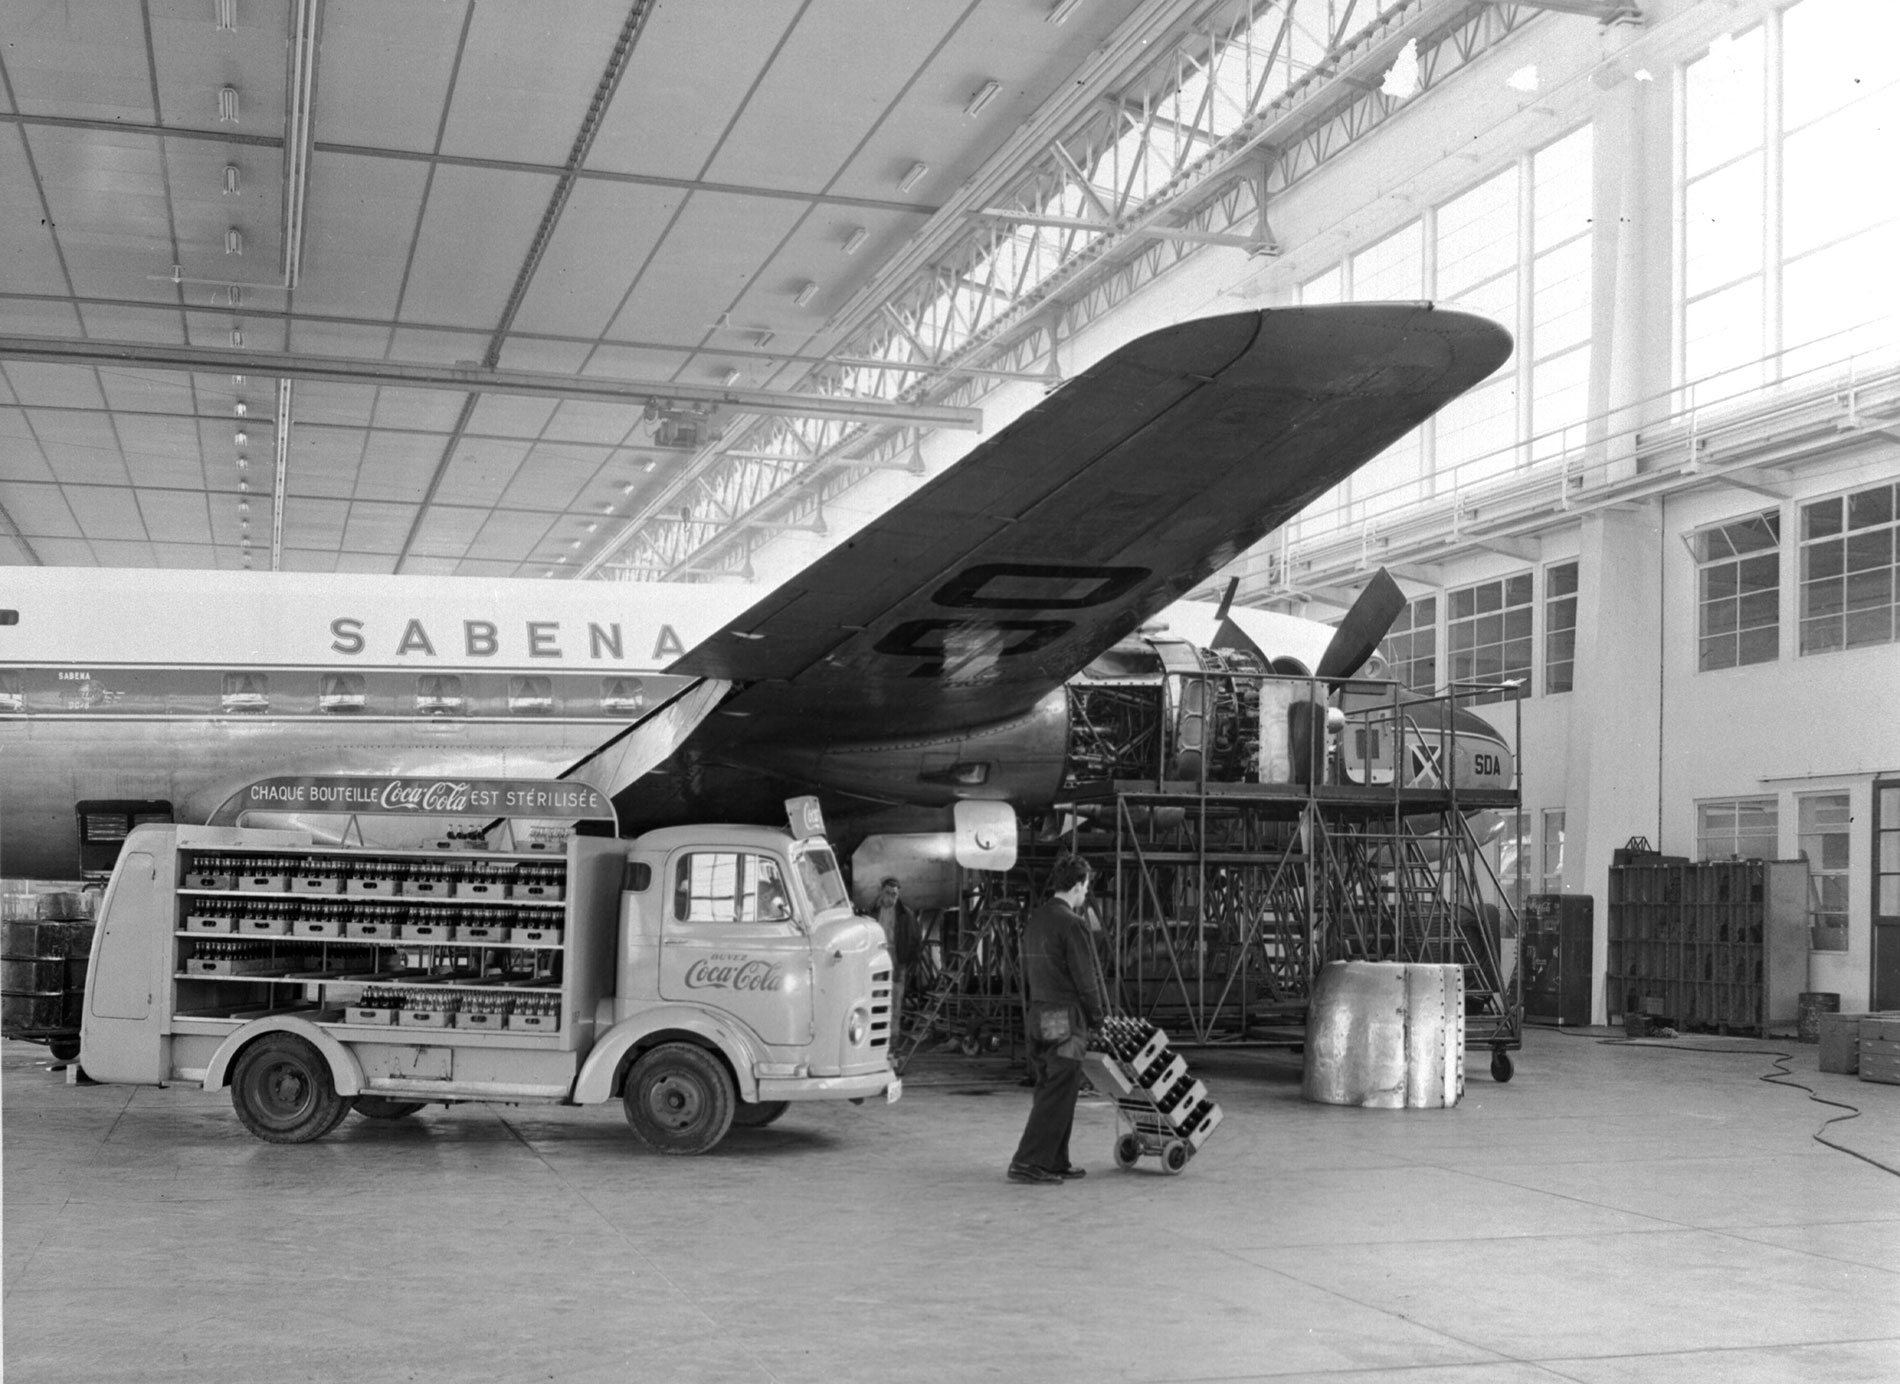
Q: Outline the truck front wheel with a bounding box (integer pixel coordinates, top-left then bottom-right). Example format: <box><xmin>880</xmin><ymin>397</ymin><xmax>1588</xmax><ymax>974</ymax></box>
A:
<box><xmin>622</xmin><ymin>1043</ymin><xmax>735</xmax><ymax>1155</ymax></box>
<box><xmin>730</xmin><ymin>1099</ymin><xmax>789</xmax><ymax>1129</ymax></box>
<box><xmin>230</xmin><ymin>1034</ymin><xmax>350</xmax><ymax>1144</ymax></box>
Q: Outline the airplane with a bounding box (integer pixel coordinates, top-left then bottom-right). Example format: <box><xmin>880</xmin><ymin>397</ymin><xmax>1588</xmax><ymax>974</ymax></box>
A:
<box><xmin>0</xmin><ymin>303</ymin><xmax>1514</xmax><ymax>887</ymax></box>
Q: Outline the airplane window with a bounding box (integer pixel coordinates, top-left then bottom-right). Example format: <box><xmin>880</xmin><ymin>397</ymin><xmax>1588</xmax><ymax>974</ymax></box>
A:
<box><xmin>415</xmin><ymin>674</ymin><xmax>465</xmax><ymax>716</ymax></box>
<box><xmin>318</xmin><ymin>672</ymin><xmax>366</xmax><ymax>713</ymax></box>
<box><xmin>0</xmin><ymin>609</ymin><xmax>17</xmax><ymax>625</ymax></box>
<box><xmin>674</xmin><ymin>852</ymin><xmax>791</xmax><ymax>923</ymax></box>
<box><xmin>220</xmin><ymin>672</ymin><xmax>269</xmax><ymax>714</ymax></box>
<box><xmin>509</xmin><ymin>676</ymin><xmax>554</xmax><ymax>715</ymax></box>
<box><xmin>600</xmin><ymin>676</ymin><xmax>645</xmax><ymax>715</ymax></box>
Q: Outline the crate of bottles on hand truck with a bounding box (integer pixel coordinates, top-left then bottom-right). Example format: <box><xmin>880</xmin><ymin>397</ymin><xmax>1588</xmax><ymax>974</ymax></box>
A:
<box><xmin>1086</xmin><ymin>1014</ymin><xmax>1223</xmax><ymax>1175</ymax></box>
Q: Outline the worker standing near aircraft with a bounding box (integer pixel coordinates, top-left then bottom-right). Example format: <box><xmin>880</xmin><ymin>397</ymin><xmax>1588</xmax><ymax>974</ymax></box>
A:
<box><xmin>1008</xmin><ymin>853</ymin><xmax>1106</xmax><ymax>1185</ymax></box>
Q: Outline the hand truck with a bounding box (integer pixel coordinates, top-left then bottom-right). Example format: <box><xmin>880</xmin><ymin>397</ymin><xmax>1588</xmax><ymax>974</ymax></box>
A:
<box><xmin>1084</xmin><ymin>1014</ymin><xmax>1222</xmax><ymax>1175</ymax></box>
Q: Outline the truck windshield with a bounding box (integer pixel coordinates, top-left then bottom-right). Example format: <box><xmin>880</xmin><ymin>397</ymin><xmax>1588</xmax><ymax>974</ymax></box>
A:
<box><xmin>793</xmin><ymin>844</ymin><xmax>851</xmax><ymax>913</ymax></box>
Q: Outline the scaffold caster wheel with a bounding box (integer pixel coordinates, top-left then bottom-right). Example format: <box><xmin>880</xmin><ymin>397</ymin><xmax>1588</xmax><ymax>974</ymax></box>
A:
<box><xmin>959</xmin><ymin>1034</ymin><xmax>983</xmax><ymax>1058</ymax></box>
<box><xmin>1161</xmin><ymin>1139</ymin><xmax>1190</xmax><ymax>1175</ymax></box>
<box><xmin>1114</xmin><ymin>1133</ymin><xmax>1143</xmax><ymax>1169</ymax></box>
<box><xmin>1491</xmin><ymin>1050</ymin><xmax>1515</xmax><ymax>1083</ymax></box>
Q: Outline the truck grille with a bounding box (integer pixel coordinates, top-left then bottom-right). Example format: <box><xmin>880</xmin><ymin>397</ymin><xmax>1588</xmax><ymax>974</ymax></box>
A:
<box><xmin>869</xmin><ymin>966</ymin><xmax>892</xmax><ymax>1049</ymax></box>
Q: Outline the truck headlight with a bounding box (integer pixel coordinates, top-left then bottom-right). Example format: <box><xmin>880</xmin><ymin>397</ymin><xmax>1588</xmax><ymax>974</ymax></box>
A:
<box><xmin>847</xmin><ymin>1008</ymin><xmax>868</xmax><ymax>1046</ymax></box>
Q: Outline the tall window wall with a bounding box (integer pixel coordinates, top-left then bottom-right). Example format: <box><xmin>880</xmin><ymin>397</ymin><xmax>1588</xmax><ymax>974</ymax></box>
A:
<box><xmin>1296</xmin><ymin>125</ymin><xmax>1594</xmax><ymax>524</ymax></box>
<box><xmin>1681</xmin><ymin>0</ymin><xmax>1900</xmax><ymax>398</ymax></box>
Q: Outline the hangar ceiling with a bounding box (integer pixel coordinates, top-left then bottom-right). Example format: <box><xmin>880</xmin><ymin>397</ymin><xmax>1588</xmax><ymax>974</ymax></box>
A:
<box><xmin>0</xmin><ymin>0</ymin><xmax>1587</xmax><ymax>581</ymax></box>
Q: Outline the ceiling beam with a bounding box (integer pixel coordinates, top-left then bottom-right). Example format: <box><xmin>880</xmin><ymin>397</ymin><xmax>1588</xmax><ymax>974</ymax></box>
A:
<box><xmin>0</xmin><ymin>335</ymin><xmax>982</xmax><ymax>431</ymax></box>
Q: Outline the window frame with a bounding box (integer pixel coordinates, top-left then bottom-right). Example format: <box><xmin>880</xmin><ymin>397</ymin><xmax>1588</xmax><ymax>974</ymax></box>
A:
<box><xmin>1543</xmin><ymin>560</ymin><xmax>1578</xmax><ymax>695</ymax></box>
<box><xmin>1799</xmin><ymin>480</ymin><xmax>1899</xmax><ymax>656</ymax></box>
<box><xmin>1445</xmin><ymin>572</ymin><xmax>1534</xmax><ymax>702</ymax></box>
<box><xmin>672</xmin><ymin>851</ymin><xmax>795</xmax><ymax>926</ymax></box>
<box><xmin>1693</xmin><ymin>509</ymin><xmax>1782</xmax><ymax>672</ymax></box>
<box><xmin>1797</xmin><ymin>791</ymin><xmax>1851</xmax><ymax>951</ymax></box>
<box><xmin>1695</xmin><ymin>796</ymin><xmax>1780</xmax><ymax>861</ymax></box>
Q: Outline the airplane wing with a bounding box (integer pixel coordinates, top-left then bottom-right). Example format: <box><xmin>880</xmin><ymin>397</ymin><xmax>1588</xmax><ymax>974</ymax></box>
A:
<box><xmin>670</xmin><ymin>303</ymin><xmax>1510</xmax><ymax>738</ymax></box>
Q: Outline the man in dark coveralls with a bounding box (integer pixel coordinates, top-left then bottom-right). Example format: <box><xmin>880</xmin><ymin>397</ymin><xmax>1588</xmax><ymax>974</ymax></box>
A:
<box><xmin>1008</xmin><ymin>852</ymin><xmax>1106</xmax><ymax>1185</ymax></box>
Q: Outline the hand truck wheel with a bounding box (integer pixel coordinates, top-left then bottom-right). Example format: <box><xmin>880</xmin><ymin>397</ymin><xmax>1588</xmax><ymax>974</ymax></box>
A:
<box><xmin>1113</xmin><ymin>1132</ymin><xmax>1143</xmax><ymax>1169</ymax></box>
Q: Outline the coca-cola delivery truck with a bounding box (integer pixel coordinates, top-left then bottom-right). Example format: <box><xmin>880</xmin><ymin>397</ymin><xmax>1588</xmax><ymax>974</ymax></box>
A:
<box><xmin>78</xmin><ymin>783</ymin><xmax>900</xmax><ymax>1154</ymax></box>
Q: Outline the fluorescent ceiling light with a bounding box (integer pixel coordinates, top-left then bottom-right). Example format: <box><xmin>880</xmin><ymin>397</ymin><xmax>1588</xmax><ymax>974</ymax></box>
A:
<box><xmin>842</xmin><ymin>226</ymin><xmax>868</xmax><ymax>256</ymax></box>
<box><xmin>793</xmin><ymin>281</ymin><xmax>818</xmax><ymax>307</ymax></box>
<box><xmin>721</xmin><ymin>368</ymin><xmax>742</xmax><ymax>387</ymax></box>
<box><xmin>1046</xmin><ymin>0</ymin><xmax>1084</xmax><ymax>24</ymax></box>
<box><xmin>964</xmin><ymin>81</ymin><xmax>1000</xmax><ymax>117</ymax></box>
<box><xmin>898</xmin><ymin>162</ymin><xmax>928</xmax><ymax>194</ymax></box>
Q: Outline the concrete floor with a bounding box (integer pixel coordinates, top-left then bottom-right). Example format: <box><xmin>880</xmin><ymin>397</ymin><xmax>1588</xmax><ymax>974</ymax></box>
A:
<box><xmin>4</xmin><ymin>1027</ymin><xmax>1898</xmax><ymax>1384</ymax></box>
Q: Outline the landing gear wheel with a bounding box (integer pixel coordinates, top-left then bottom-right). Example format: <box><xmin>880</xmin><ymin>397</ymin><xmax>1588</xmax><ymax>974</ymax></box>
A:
<box><xmin>1114</xmin><ymin>1133</ymin><xmax>1143</xmax><ymax>1169</ymax></box>
<box><xmin>622</xmin><ymin>1043</ymin><xmax>736</xmax><ymax>1155</ymax></box>
<box><xmin>1160</xmin><ymin>1139</ymin><xmax>1190</xmax><ymax>1175</ymax></box>
<box><xmin>1491</xmin><ymin>1050</ymin><xmax>1515</xmax><ymax>1083</ymax></box>
<box><xmin>230</xmin><ymin>1034</ymin><xmax>348</xmax><ymax>1144</ymax></box>
<box><xmin>48</xmin><ymin>1036</ymin><xmax>80</xmax><ymax>1062</ymax></box>
<box><xmin>730</xmin><ymin>1099</ymin><xmax>790</xmax><ymax>1129</ymax></box>
<box><xmin>353</xmin><ymin>1097</ymin><xmax>425</xmax><ymax>1121</ymax></box>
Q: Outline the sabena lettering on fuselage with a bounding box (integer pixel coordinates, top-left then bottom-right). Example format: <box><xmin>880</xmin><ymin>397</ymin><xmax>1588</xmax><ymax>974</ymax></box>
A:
<box><xmin>328</xmin><ymin>618</ymin><xmax>687</xmax><ymax>663</ymax></box>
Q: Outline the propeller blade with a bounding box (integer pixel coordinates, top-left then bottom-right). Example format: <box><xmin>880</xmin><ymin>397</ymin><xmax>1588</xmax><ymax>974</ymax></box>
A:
<box><xmin>1316</xmin><ymin>569</ymin><xmax>1407</xmax><ymax>685</ymax></box>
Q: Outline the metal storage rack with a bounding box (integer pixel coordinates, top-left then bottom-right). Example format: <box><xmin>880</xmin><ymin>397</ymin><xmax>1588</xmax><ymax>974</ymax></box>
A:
<box><xmin>1605</xmin><ymin>858</ymin><xmax>1810</xmax><ymax>1035</ymax></box>
<box><xmin>149</xmin><ymin>830</ymin><xmax>630</xmax><ymax>1096</ymax></box>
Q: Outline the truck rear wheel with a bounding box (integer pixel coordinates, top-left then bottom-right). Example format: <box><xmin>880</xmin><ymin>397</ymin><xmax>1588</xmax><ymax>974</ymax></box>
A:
<box><xmin>230</xmin><ymin>1034</ymin><xmax>348</xmax><ymax>1144</ymax></box>
<box><xmin>623</xmin><ymin>1043</ymin><xmax>735</xmax><ymax>1155</ymax></box>
<box><xmin>731</xmin><ymin>1099</ymin><xmax>789</xmax><ymax>1129</ymax></box>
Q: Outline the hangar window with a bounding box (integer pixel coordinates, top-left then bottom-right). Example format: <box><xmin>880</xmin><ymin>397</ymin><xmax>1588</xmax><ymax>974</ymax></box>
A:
<box><xmin>508</xmin><ymin>676</ymin><xmax>554</xmax><ymax>715</ymax></box>
<box><xmin>1697</xmin><ymin>797</ymin><xmax>1778</xmax><ymax>861</ymax></box>
<box><xmin>1379</xmin><ymin>596</ymin><xmax>1437</xmax><ymax>693</ymax></box>
<box><xmin>220</xmin><ymin>672</ymin><xmax>269</xmax><ymax>713</ymax></box>
<box><xmin>1680</xmin><ymin>2</ymin><xmax>1900</xmax><ymax>392</ymax></box>
<box><xmin>1541</xmin><ymin>809</ymin><xmax>1566</xmax><ymax>892</ymax></box>
<box><xmin>1446</xmin><ymin>575</ymin><xmax>1532</xmax><ymax>701</ymax></box>
<box><xmin>0</xmin><ymin>670</ymin><xmax>20</xmax><ymax>712</ymax></box>
<box><xmin>1529</xmin><ymin>125</ymin><xmax>1593</xmax><ymax>460</ymax></box>
<box><xmin>1800</xmin><ymin>482</ymin><xmax>1898</xmax><ymax>655</ymax></box>
<box><xmin>1544</xmin><ymin>562</ymin><xmax>1578</xmax><ymax>695</ymax></box>
<box><xmin>673</xmin><ymin>852</ymin><xmax>792</xmax><ymax>924</ymax></box>
<box><xmin>318</xmin><ymin>673</ymin><xmax>366</xmax><ymax>713</ymax></box>
<box><xmin>1798</xmin><ymin>793</ymin><xmax>1851</xmax><ymax>951</ymax></box>
<box><xmin>414</xmin><ymin>674</ymin><xmax>465</xmax><ymax>716</ymax></box>
<box><xmin>1695</xmin><ymin>511</ymin><xmax>1781</xmax><ymax>670</ymax></box>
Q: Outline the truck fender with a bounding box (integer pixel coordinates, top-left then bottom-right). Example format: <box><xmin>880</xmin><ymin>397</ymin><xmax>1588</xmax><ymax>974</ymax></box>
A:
<box><xmin>572</xmin><ymin>1007</ymin><xmax>765</xmax><ymax>1106</ymax></box>
<box><xmin>201</xmin><ymin>1017</ymin><xmax>366</xmax><ymax>1097</ymax></box>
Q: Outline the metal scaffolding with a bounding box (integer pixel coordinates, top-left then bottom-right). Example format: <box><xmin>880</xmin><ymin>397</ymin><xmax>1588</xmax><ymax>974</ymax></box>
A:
<box><xmin>897</xmin><ymin>672</ymin><xmax>1526</xmax><ymax>1074</ymax></box>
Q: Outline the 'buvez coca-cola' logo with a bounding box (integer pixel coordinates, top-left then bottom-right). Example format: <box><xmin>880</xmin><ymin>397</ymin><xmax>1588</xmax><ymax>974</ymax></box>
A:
<box><xmin>378</xmin><ymin>780</ymin><xmax>473</xmax><ymax>813</ymax></box>
<box><xmin>683</xmin><ymin>957</ymin><xmax>787</xmax><ymax>992</ymax></box>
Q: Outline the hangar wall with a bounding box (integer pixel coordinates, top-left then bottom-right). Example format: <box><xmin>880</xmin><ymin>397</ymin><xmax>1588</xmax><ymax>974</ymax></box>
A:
<box><xmin>741</xmin><ymin>0</ymin><xmax>1898</xmax><ymax>1022</ymax></box>
<box><xmin>1194</xmin><ymin>0</ymin><xmax>1900</xmax><ymax>1021</ymax></box>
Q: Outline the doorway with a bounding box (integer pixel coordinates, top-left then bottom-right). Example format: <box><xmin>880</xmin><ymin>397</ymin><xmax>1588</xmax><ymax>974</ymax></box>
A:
<box><xmin>1875</xmin><ymin>778</ymin><xmax>1900</xmax><ymax>1011</ymax></box>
